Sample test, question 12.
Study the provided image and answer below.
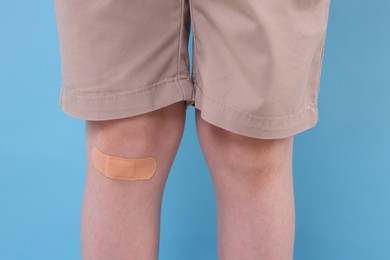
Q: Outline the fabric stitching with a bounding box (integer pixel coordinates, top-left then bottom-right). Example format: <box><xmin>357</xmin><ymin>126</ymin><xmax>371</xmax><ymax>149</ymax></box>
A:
<box><xmin>177</xmin><ymin>0</ymin><xmax>184</xmax><ymax>84</ymax></box>
<box><xmin>311</xmin><ymin>3</ymin><xmax>331</xmax><ymax>108</ymax></box>
<box><xmin>312</xmin><ymin>29</ymin><xmax>328</xmax><ymax>108</ymax></box>
<box><xmin>197</xmin><ymin>86</ymin><xmax>316</xmax><ymax>121</ymax></box>
<box><xmin>62</xmin><ymin>76</ymin><xmax>192</xmax><ymax>101</ymax></box>
<box><xmin>202</xmin><ymin>106</ymin><xmax>316</xmax><ymax>131</ymax></box>
<box><xmin>188</xmin><ymin>0</ymin><xmax>200</xmax><ymax>84</ymax></box>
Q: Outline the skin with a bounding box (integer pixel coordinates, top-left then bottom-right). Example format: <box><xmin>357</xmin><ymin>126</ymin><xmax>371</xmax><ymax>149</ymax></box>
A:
<box><xmin>195</xmin><ymin>106</ymin><xmax>295</xmax><ymax>260</ymax></box>
<box><xmin>81</xmin><ymin>100</ymin><xmax>295</xmax><ymax>260</ymax></box>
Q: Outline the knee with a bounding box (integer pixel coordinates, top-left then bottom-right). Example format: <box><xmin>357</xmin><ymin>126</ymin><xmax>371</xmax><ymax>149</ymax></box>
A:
<box><xmin>196</xmin><ymin>112</ymin><xmax>293</xmax><ymax>176</ymax></box>
<box><xmin>223</xmin><ymin>136</ymin><xmax>294</xmax><ymax>176</ymax></box>
<box><xmin>85</xmin><ymin>103</ymin><xmax>186</xmax><ymax>181</ymax></box>
<box><xmin>86</xmin><ymin>102</ymin><xmax>186</xmax><ymax>157</ymax></box>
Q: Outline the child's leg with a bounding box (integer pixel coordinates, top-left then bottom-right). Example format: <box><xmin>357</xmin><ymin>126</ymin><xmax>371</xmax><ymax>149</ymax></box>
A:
<box><xmin>81</xmin><ymin>101</ymin><xmax>186</xmax><ymax>260</ymax></box>
<box><xmin>195</xmin><ymin>109</ymin><xmax>295</xmax><ymax>260</ymax></box>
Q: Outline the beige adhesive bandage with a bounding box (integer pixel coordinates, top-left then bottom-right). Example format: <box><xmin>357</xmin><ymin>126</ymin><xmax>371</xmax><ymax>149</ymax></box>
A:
<box><xmin>91</xmin><ymin>146</ymin><xmax>157</xmax><ymax>181</ymax></box>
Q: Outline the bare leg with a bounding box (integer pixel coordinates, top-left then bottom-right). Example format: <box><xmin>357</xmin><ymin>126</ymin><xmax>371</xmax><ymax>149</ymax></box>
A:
<box><xmin>195</xmin><ymin>109</ymin><xmax>295</xmax><ymax>260</ymax></box>
<box><xmin>81</xmin><ymin>101</ymin><xmax>186</xmax><ymax>260</ymax></box>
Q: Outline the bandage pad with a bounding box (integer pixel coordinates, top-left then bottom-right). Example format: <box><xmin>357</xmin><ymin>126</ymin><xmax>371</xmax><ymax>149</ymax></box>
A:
<box><xmin>91</xmin><ymin>146</ymin><xmax>157</xmax><ymax>181</ymax></box>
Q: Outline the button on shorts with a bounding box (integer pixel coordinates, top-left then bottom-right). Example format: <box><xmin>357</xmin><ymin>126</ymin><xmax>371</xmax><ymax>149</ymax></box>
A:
<box><xmin>54</xmin><ymin>0</ymin><xmax>331</xmax><ymax>139</ymax></box>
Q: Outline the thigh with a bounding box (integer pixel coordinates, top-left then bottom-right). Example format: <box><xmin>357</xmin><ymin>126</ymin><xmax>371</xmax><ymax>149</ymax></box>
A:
<box><xmin>54</xmin><ymin>0</ymin><xmax>195</xmax><ymax>121</ymax></box>
<box><xmin>190</xmin><ymin>0</ymin><xmax>331</xmax><ymax>139</ymax></box>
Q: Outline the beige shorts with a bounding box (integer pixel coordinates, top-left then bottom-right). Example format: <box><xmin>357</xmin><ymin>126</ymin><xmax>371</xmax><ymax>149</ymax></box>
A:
<box><xmin>54</xmin><ymin>0</ymin><xmax>331</xmax><ymax>139</ymax></box>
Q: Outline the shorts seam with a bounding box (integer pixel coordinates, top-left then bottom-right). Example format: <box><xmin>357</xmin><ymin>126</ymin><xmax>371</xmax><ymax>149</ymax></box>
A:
<box><xmin>197</xmin><ymin>86</ymin><xmax>316</xmax><ymax>122</ymax></box>
<box><xmin>177</xmin><ymin>0</ymin><xmax>184</xmax><ymax>84</ymax></box>
<box><xmin>202</xmin><ymin>106</ymin><xmax>316</xmax><ymax>132</ymax></box>
<box><xmin>188</xmin><ymin>0</ymin><xmax>200</xmax><ymax>83</ymax></box>
<box><xmin>61</xmin><ymin>76</ymin><xmax>192</xmax><ymax>101</ymax></box>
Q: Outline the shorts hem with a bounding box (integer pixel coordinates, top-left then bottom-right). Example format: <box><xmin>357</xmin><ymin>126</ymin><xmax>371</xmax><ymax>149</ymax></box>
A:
<box><xmin>58</xmin><ymin>76</ymin><xmax>195</xmax><ymax>120</ymax></box>
<box><xmin>194</xmin><ymin>86</ymin><xmax>319</xmax><ymax>139</ymax></box>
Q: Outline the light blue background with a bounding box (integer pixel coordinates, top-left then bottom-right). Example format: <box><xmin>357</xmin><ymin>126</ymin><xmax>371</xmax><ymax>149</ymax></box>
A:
<box><xmin>1</xmin><ymin>1</ymin><xmax>389</xmax><ymax>259</ymax></box>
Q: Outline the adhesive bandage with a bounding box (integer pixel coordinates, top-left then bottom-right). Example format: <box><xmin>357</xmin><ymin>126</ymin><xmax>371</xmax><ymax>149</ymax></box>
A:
<box><xmin>91</xmin><ymin>146</ymin><xmax>158</xmax><ymax>181</ymax></box>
